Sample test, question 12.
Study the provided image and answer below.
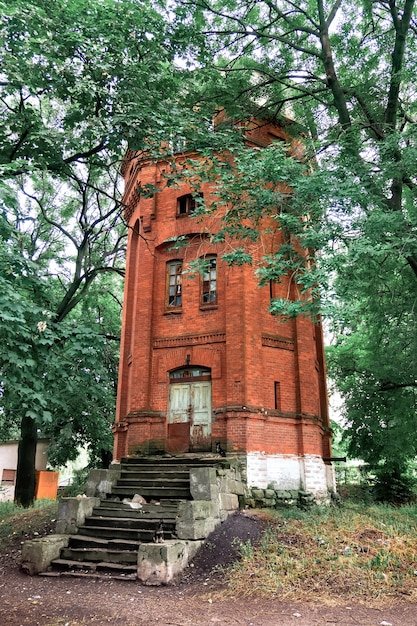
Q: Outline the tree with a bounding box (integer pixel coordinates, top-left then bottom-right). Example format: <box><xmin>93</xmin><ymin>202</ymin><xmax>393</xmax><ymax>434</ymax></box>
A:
<box><xmin>174</xmin><ymin>0</ymin><xmax>417</xmax><ymax>475</ymax></box>
<box><xmin>0</xmin><ymin>198</ymin><xmax>122</xmax><ymax>505</ymax></box>
<box><xmin>0</xmin><ymin>0</ymin><xmax>204</xmax><ymax>506</ymax></box>
<box><xmin>326</xmin><ymin>235</ymin><xmax>417</xmax><ymax>475</ymax></box>
<box><xmin>0</xmin><ymin>0</ymin><xmax>189</xmax><ymax>175</ymax></box>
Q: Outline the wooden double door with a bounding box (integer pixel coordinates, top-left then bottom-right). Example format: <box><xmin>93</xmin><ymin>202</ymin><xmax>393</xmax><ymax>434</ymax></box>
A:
<box><xmin>168</xmin><ymin>380</ymin><xmax>212</xmax><ymax>452</ymax></box>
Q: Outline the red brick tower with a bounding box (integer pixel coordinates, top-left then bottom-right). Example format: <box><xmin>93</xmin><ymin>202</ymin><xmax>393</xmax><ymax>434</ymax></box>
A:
<box><xmin>113</xmin><ymin>117</ymin><xmax>334</xmax><ymax>498</ymax></box>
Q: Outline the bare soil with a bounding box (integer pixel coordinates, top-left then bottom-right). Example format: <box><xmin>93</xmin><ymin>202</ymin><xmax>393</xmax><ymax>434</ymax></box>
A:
<box><xmin>0</xmin><ymin>509</ymin><xmax>416</xmax><ymax>626</ymax></box>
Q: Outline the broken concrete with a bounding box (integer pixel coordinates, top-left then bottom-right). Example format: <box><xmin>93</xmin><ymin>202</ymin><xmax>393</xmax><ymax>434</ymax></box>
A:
<box><xmin>21</xmin><ymin>535</ymin><xmax>69</xmax><ymax>576</ymax></box>
<box><xmin>137</xmin><ymin>540</ymin><xmax>203</xmax><ymax>585</ymax></box>
<box><xmin>21</xmin><ymin>457</ymin><xmax>246</xmax><ymax>584</ymax></box>
<box><xmin>85</xmin><ymin>465</ymin><xmax>121</xmax><ymax>499</ymax></box>
<box><xmin>55</xmin><ymin>496</ymin><xmax>100</xmax><ymax>534</ymax></box>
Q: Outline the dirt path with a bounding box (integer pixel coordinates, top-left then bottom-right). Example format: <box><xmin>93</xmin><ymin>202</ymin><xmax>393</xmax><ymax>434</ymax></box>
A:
<box><xmin>1</xmin><ymin>572</ymin><xmax>417</xmax><ymax>626</ymax></box>
<box><xmin>1</xmin><ymin>511</ymin><xmax>416</xmax><ymax>626</ymax></box>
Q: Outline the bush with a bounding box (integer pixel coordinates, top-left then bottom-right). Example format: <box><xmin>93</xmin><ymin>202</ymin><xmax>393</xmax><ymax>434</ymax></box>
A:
<box><xmin>58</xmin><ymin>466</ymin><xmax>90</xmax><ymax>498</ymax></box>
<box><xmin>372</xmin><ymin>466</ymin><xmax>416</xmax><ymax>505</ymax></box>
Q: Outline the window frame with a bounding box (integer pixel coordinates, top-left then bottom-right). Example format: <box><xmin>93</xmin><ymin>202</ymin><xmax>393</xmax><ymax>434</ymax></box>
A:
<box><xmin>1</xmin><ymin>469</ymin><xmax>16</xmax><ymax>485</ymax></box>
<box><xmin>274</xmin><ymin>381</ymin><xmax>282</xmax><ymax>411</ymax></box>
<box><xmin>166</xmin><ymin>260</ymin><xmax>183</xmax><ymax>310</ymax></box>
<box><xmin>200</xmin><ymin>255</ymin><xmax>217</xmax><ymax>307</ymax></box>
<box><xmin>176</xmin><ymin>193</ymin><xmax>203</xmax><ymax>217</ymax></box>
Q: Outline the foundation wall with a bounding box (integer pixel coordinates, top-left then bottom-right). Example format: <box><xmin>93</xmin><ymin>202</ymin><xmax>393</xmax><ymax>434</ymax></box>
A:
<box><xmin>245</xmin><ymin>451</ymin><xmax>335</xmax><ymax>497</ymax></box>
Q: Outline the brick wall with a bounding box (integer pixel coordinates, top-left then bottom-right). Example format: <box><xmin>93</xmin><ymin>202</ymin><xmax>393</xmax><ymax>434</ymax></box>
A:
<box><xmin>113</xmin><ymin>117</ymin><xmax>333</xmax><ymax>488</ymax></box>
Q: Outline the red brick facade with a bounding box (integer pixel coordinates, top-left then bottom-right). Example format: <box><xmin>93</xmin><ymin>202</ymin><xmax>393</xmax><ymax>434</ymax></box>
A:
<box><xmin>113</xmin><ymin>117</ymin><xmax>332</xmax><ymax>490</ymax></box>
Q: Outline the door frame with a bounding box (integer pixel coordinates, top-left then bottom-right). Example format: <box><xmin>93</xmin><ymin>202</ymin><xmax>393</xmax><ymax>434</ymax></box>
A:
<box><xmin>167</xmin><ymin>366</ymin><xmax>212</xmax><ymax>452</ymax></box>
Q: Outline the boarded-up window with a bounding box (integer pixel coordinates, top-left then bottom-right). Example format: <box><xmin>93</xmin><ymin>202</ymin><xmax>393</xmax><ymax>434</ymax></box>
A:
<box><xmin>1</xmin><ymin>469</ymin><xmax>16</xmax><ymax>485</ymax></box>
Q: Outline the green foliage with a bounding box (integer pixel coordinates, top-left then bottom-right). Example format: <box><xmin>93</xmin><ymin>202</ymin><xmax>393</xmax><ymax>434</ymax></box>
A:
<box><xmin>0</xmin><ymin>0</ymin><xmax>210</xmax><ymax>504</ymax></box>
<box><xmin>372</xmin><ymin>467</ymin><xmax>416</xmax><ymax>505</ymax></box>
<box><xmin>58</xmin><ymin>466</ymin><xmax>91</xmax><ymax>498</ymax></box>
<box><xmin>329</xmin><ymin>420</ymin><xmax>348</xmax><ymax>459</ymax></box>
<box><xmin>0</xmin><ymin>0</ymin><xmax>189</xmax><ymax>174</ymax></box>
<box><xmin>173</xmin><ymin>0</ymin><xmax>417</xmax><ymax>473</ymax></box>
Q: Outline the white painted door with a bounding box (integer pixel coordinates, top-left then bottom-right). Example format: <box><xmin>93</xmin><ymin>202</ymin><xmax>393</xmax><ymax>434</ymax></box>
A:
<box><xmin>168</xmin><ymin>384</ymin><xmax>191</xmax><ymax>424</ymax></box>
<box><xmin>168</xmin><ymin>381</ymin><xmax>212</xmax><ymax>451</ymax></box>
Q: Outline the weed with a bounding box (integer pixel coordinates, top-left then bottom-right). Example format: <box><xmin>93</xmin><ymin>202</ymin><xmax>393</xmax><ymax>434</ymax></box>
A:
<box><xmin>222</xmin><ymin>500</ymin><xmax>417</xmax><ymax>606</ymax></box>
<box><xmin>0</xmin><ymin>499</ymin><xmax>58</xmax><ymax>548</ymax></box>
<box><xmin>234</xmin><ymin>538</ymin><xmax>254</xmax><ymax>559</ymax></box>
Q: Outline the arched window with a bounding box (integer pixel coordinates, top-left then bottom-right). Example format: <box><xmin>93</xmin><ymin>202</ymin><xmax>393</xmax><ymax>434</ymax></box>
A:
<box><xmin>177</xmin><ymin>193</ymin><xmax>203</xmax><ymax>216</ymax></box>
<box><xmin>170</xmin><ymin>366</ymin><xmax>211</xmax><ymax>381</ymax></box>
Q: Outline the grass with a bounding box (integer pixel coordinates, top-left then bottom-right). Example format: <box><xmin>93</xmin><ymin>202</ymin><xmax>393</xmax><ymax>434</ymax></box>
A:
<box><xmin>0</xmin><ymin>499</ymin><xmax>58</xmax><ymax>549</ymax></box>
<box><xmin>223</xmin><ymin>502</ymin><xmax>417</xmax><ymax>606</ymax></box>
<box><xmin>2</xmin><ymin>497</ymin><xmax>417</xmax><ymax>607</ymax></box>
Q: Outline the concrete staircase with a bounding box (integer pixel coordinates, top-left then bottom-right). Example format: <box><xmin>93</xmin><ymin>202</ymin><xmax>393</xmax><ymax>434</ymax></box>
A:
<box><xmin>41</xmin><ymin>456</ymin><xmax>235</xmax><ymax>580</ymax></box>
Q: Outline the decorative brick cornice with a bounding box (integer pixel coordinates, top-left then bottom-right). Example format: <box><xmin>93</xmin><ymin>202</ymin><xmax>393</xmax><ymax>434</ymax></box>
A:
<box><xmin>125</xmin><ymin>411</ymin><xmax>166</xmax><ymax>422</ymax></box>
<box><xmin>213</xmin><ymin>406</ymin><xmax>320</xmax><ymax>423</ymax></box>
<box><xmin>153</xmin><ymin>332</ymin><xmax>226</xmax><ymax>349</ymax></box>
<box><xmin>111</xmin><ymin>421</ymin><xmax>129</xmax><ymax>433</ymax></box>
<box><xmin>262</xmin><ymin>334</ymin><xmax>294</xmax><ymax>350</ymax></box>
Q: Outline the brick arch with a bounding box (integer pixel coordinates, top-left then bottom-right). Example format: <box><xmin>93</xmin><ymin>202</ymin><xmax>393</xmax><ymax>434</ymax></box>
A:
<box><xmin>155</xmin><ymin>232</ymin><xmax>203</xmax><ymax>249</ymax></box>
<box><xmin>157</xmin><ymin>346</ymin><xmax>223</xmax><ymax>383</ymax></box>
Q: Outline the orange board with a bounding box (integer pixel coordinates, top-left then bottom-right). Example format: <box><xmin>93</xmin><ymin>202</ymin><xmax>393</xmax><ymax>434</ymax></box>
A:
<box><xmin>35</xmin><ymin>471</ymin><xmax>58</xmax><ymax>500</ymax></box>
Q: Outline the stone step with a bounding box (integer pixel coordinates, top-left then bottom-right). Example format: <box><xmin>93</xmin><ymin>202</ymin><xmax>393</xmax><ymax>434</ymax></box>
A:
<box><xmin>116</xmin><ymin>477</ymin><xmax>190</xmax><ymax>486</ymax></box>
<box><xmin>61</xmin><ymin>547</ymin><xmax>138</xmax><ymax>564</ymax></box>
<box><xmin>120</xmin><ymin>456</ymin><xmax>230</xmax><ymax>467</ymax></box>
<box><xmin>110</xmin><ymin>485</ymin><xmax>191</xmax><ymax>499</ymax></box>
<box><xmin>68</xmin><ymin>534</ymin><xmax>140</xmax><ymax>552</ymax></box>
<box><xmin>121</xmin><ymin>464</ymin><xmax>190</xmax><ymax>479</ymax></box>
<box><xmin>103</xmin><ymin>497</ymin><xmax>181</xmax><ymax>507</ymax></box>
<box><xmin>118</xmin><ymin>472</ymin><xmax>190</xmax><ymax>483</ymax></box>
<box><xmin>31</xmin><ymin>455</ymin><xmax>240</xmax><ymax>583</ymax></box>
<box><xmin>41</xmin><ymin>570</ymin><xmax>137</xmax><ymax>580</ymax></box>
<box><xmin>92</xmin><ymin>506</ymin><xmax>178</xmax><ymax>520</ymax></box>
<box><xmin>102</xmin><ymin>498</ymin><xmax>181</xmax><ymax>510</ymax></box>
<box><xmin>78</xmin><ymin>524</ymin><xmax>174</xmax><ymax>542</ymax></box>
<box><xmin>50</xmin><ymin>558</ymin><xmax>137</xmax><ymax>576</ymax></box>
<box><xmin>85</xmin><ymin>515</ymin><xmax>176</xmax><ymax>532</ymax></box>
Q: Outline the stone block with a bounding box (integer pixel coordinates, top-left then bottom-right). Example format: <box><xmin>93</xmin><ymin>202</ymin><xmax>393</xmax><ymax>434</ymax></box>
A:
<box><xmin>232</xmin><ymin>480</ymin><xmax>245</xmax><ymax>496</ymax></box>
<box><xmin>177</xmin><ymin>500</ymin><xmax>214</xmax><ymax>523</ymax></box>
<box><xmin>219</xmin><ymin>475</ymin><xmax>245</xmax><ymax>496</ymax></box>
<box><xmin>251</xmin><ymin>489</ymin><xmax>265</xmax><ymax>500</ymax></box>
<box><xmin>275</xmin><ymin>490</ymin><xmax>292</xmax><ymax>500</ymax></box>
<box><xmin>265</xmin><ymin>489</ymin><xmax>275</xmax><ymax>499</ymax></box>
<box><xmin>85</xmin><ymin>468</ymin><xmax>121</xmax><ymax>498</ymax></box>
<box><xmin>190</xmin><ymin>467</ymin><xmax>217</xmax><ymax>500</ymax></box>
<box><xmin>176</xmin><ymin>517</ymin><xmax>218</xmax><ymax>540</ymax></box>
<box><xmin>21</xmin><ymin>535</ymin><xmax>69</xmax><ymax>575</ymax></box>
<box><xmin>137</xmin><ymin>540</ymin><xmax>203</xmax><ymax>585</ymax></box>
<box><xmin>55</xmin><ymin>496</ymin><xmax>100</xmax><ymax>534</ymax></box>
<box><xmin>219</xmin><ymin>492</ymin><xmax>238</xmax><ymax>512</ymax></box>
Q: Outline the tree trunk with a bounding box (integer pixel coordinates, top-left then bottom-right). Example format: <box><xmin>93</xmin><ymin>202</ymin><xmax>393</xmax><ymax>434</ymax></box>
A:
<box><xmin>15</xmin><ymin>414</ymin><xmax>37</xmax><ymax>507</ymax></box>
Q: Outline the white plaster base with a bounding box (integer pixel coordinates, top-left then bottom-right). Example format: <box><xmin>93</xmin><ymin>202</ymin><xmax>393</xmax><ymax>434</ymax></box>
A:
<box><xmin>245</xmin><ymin>452</ymin><xmax>335</xmax><ymax>497</ymax></box>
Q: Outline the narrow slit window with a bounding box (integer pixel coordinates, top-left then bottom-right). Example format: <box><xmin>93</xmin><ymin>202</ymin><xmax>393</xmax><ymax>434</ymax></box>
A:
<box><xmin>274</xmin><ymin>381</ymin><xmax>281</xmax><ymax>410</ymax></box>
<box><xmin>201</xmin><ymin>256</ymin><xmax>217</xmax><ymax>305</ymax></box>
<box><xmin>167</xmin><ymin>261</ymin><xmax>183</xmax><ymax>308</ymax></box>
